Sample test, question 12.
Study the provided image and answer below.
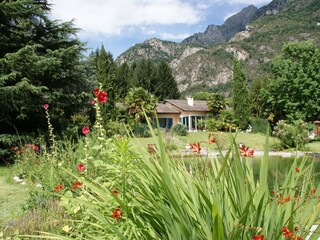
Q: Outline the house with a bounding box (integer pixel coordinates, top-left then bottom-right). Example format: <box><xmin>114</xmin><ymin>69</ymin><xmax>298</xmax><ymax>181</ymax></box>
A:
<box><xmin>155</xmin><ymin>97</ymin><xmax>210</xmax><ymax>131</ymax></box>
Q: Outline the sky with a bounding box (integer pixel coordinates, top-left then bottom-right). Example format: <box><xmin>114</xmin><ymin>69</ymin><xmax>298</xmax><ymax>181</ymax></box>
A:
<box><xmin>48</xmin><ymin>0</ymin><xmax>273</xmax><ymax>58</ymax></box>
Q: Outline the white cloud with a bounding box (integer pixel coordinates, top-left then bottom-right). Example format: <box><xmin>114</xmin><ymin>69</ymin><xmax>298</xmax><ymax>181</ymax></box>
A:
<box><xmin>49</xmin><ymin>0</ymin><xmax>203</xmax><ymax>36</ymax></box>
<box><xmin>223</xmin><ymin>12</ymin><xmax>237</xmax><ymax>21</ymax></box>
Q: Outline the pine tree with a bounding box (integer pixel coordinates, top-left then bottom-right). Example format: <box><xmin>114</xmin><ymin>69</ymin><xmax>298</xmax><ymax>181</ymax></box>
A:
<box><xmin>115</xmin><ymin>62</ymin><xmax>130</xmax><ymax>100</ymax></box>
<box><xmin>232</xmin><ymin>59</ymin><xmax>250</xmax><ymax>129</ymax></box>
<box><xmin>96</xmin><ymin>45</ymin><xmax>116</xmax><ymax>121</ymax></box>
<box><xmin>0</xmin><ymin>0</ymin><xmax>89</xmax><ymax>160</ymax></box>
<box><xmin>154</xmin><ymin>61</ymin><xmax>180</xmax><ymax>100</ymax></box>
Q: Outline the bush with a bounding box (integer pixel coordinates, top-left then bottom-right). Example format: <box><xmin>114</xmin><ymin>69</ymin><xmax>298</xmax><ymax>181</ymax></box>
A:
<box><xmin>132</xmin><ymin>123</ymin><xmax>151</xmax><ymax>138</ymax></box>
<box><xmin>250</xmin><ymin>117</ymin><xmax>270</xmax><ymax>134</ymax></box>
<box><xmin>272</xmin><ymin>120</ymin><xmax>312</xmax><ymax>149</ymax></box>
<box><xmin>170</xmin><ymin>124</ymin><xmax>188</xmax><ymax>136</ymax></box>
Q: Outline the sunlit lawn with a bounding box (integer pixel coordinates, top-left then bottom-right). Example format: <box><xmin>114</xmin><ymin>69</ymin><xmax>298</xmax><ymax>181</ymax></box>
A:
<box><xmin>0</xmin><ymin>166</ymin><xmax>28</xmax><ymax>228</ymax></box>
<box><xmin>132</xmin><ymin>130</ymin><xmax>320</xmax><ymax>153</ymax></box>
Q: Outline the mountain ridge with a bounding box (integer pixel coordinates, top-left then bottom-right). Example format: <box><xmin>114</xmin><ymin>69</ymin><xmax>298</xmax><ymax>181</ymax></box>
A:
<box><xmin>115</xmin><ymin>0</ymin><xmax>320</xmax><ymax>96</ymax></box>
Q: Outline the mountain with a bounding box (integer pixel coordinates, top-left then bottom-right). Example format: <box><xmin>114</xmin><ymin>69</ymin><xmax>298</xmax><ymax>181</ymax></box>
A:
<box><xmin>116</xmin><ymin>0</ymin><xmax>320</xmax><ymax>96</ymax></box>
<box><xmin>182</xmin><ymin>5</ymin><xmax>258</xmax><ymax>45</ymax></box>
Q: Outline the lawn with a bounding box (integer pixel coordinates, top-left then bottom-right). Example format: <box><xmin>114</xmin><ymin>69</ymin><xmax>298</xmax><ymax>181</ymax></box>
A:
<box><xmin>0</xmin><ymin>166</ymin><xmax>28</xmax><ymax>228</ymax></box>
<box><xmin>133</xmin><ymin>130</ymin><xmax>320</xmax><ymax>153</ymax></box>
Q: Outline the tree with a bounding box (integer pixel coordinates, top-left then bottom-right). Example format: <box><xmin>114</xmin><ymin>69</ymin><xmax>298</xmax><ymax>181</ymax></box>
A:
<box><xmin>207</xmin><ymin>93</ymin><xmax>227</xmax><ymax>116</ymax></box>
<box><xmin>124</xmin><ymin>87</ymin><xmax>157</xmax><ymax>123</ymax></box>
<box><xmin>153</xmin><ymin>61</ymin><xmax>180</xmax><ymax>100</ymax></box>
<box><xmin>262</xmin><ymin>41</ymin><xmax>320</xmax><ymax>122</ymax></box>
<box><xmin>232</xmin><ymin>59</ymin><xmax>250</xmax><ymax>129</ymax></box>
<box><xmin>132</xmin><ymin>59</ymin><xmax>155</xmax><ymax>92</ymax></box>
<box><xmin>96</xmin><ymin>45</ymin><xmax>117</xmax><ymax>121</ymax></box>
<box><xmin>250</xmin><ymin>76</ymin><xmax>268</xmax><ymax>118</ymax></box>
<box><xmin>0</xmin><ymin>0</ymin><xmax>89</xmax><ymax>160</ymax></box>
<box><xmin>114</xmin><ymin>62</ymin><xmax>130</xmax><ymax>100</ymax></box>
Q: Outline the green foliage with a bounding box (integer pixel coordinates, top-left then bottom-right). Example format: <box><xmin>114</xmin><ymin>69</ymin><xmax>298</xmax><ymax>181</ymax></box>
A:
<box><xmin>170</xmin><ymin>124</ymin><xmax>188</xmax><ymax>136</ymax></box>
<box><xmin>206</xmin><ymin>109</ymin><xmax>238</xmax><ymax>132</ymax></box>
<box><xmin>207</xmin><ymin>93</ymin><xmax>227</xmax><ymax>115</ymax></box>
<box><xmin>232</xmin><ymin>59</ymin><xmax>250</xmax><ymax>129</ymax></box>
<box><xmin>192</xmin><ymin>91</ymin><xmax>212</xmax><ymax>100</ymax></box>
<box><xmin>272</xmin><ymin>120</ymin><xmax>312</xmax><ymax>149</ymax></box>
<box><xmin>124</xmin><ymin>87</ymin><xmax>157</xmax><ymax>123</ymax></box>
<box><xmin>250</xmin><ymin>76</ymin><xmax>269</xmax><ymax>118</ymax></box>
<box><xmin>249</xmin><ymin>117</ymin><xmax>270</xmax><ymax>134</ymax></box>
<box><xmin>132</xmin><ymin>123</ymin><xmax>151</xmax><ymax>138</ymax></box>
<box><xmin>0</xmin><ymin>0</ymin><xmax>90</xmax><ymax>161</ymax></box>
<box><xmin>262</xmin><ymin>41</ymin><xmax>320</xmax><ymax>122</ymax></box>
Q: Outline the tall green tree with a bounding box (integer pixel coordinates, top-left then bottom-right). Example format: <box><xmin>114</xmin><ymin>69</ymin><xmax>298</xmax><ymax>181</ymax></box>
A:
<box><xmin>0</xmin><ymin>0</ymin><xmax>88</xmax><ymax>160</ymax></box>
<box><xmin>115</xmin><ymin>62</ymin><xmax>130</xmax><ymax>100</ymax></box>
<box><xmin>132</xmin><ymin>59</ymin><xmax>155</xmax><ymax>92</ymax></box>
<box><xmin>262</xmin><ymin>41</ymin><xmax>320</xmax><ymax>122</ymax></box>
<box><xmin>232</xmin><ymin>59</ymin><xmax>250</xmax><ymax>129</ymax></box>
<box><xmin>96</xmin><ymin>45</ymin><xmax>116</xmax><ymax>121</ymax></box>
<box><xmin>153</xmin><ymin>61</ymin><xmax>180</xmax><ymax>100</ymax></box>
<box><xmin>250</xmin><ymin>76</ymin><xmax>268</xmax><ymax>118</ymax></box>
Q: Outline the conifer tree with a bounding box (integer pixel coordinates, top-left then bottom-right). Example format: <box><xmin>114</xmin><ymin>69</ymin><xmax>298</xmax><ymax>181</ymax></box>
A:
<box><xmin>115</xmin><ymin>62</ymin><xmax>130</xmax><ymax>100</ymax></box>
<box><xmin>0</xmin><ymin>0</ymin><xmax>88</xmax><ymax>160</ymax></box>
<box><xmin>154</xmin><ymin>61</ymin><xmax>180</xmax><ymax>100</ymax></box>
<box><xmin>96</xmin><ymin>45</ymin><xmax>116</xmax><ymax>121</ymax></box>
<box><xmin>232</xmin><ymin>59</ymin><xmax>250</xmax><ymax>129</ymax></box>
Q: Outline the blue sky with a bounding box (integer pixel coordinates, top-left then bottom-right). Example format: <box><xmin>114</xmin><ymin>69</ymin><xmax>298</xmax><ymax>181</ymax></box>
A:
<box><xmin>49</xmin><ymin>0</ymin><xmax>272</xmax><ymax>58</ymax></box>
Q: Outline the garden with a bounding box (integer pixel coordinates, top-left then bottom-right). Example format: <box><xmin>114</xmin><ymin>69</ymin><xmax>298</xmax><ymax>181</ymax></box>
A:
<box><xmin>1</xmin><ymin>88</ymin><xmax>320</xmax><ymax>240</ymax></box>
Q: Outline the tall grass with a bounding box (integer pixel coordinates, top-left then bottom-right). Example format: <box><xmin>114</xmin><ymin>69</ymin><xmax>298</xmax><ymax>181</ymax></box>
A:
<box><xmin>23</xmin><ymin>126</ymin><xmax>320</xmax><ymax>239</ymax></box>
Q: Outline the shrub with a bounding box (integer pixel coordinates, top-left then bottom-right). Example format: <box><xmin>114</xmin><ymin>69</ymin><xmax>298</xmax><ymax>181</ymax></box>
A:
<box><xmin>170</xmin><ymin>124</ymin><xmax>188</xmax><ymax>136</ymax></box>
<box><xmin>249</xmin><ymin>117</ymin><xmax>270</xmax><ymax>134</ymax></box>
<box><xmin>132</xmin><ymin>123</ymin><xmax>151</xmax><ymax>138</ymax></box>
<box><xmin>272</xmin><ymin>120</ymin><xmax>312</xmax><ymax>149</ymax></box>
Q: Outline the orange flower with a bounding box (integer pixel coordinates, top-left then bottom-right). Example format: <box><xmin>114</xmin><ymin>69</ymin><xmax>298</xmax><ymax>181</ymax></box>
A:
<box><xmin>276</xmin><ymin>194</ymin><xmax>290</xmax><ymax>204</ymax></box>
<box><xmin>311</xmin><ymin>188</ymin><xmax>316</xmax><ymax>195</ymax></box>
<box><xmin>295</xmin><ymin>167</ymin><xmax>300</xmax><ymax>173</ymax></box>
<box><xmin>252</xmin><ymin>235</ymin><xmax>265</xmax><ymax>240</ymax></box>
<box><xmin>112</xmin><ymin>206</ymin><xmax>124</xmax><ymax>220</ymax></box>
<box><xmin>239</xmin><ymin>145</ymin><xmax>254</xmax><ymax>157</ymax></box>
<box><xmin>208</xmin><ymin>133</ymin><xmax>216</xmax><ymax>144</ymax></box>
<box><xmin>189</xmin><ymin>142</ymin><xmax>201</xmax><ymax>153</ymax></box>
<box><xmin>112</xmin><ymin>189</ymin><xmax>119</xmax><ymax>195</ymax></box>
<box><xmin>72</xmin><ymin>181</ymin><xmax>82</xmax><ymax>189</ymax></box>
<box><xmin>54</xmin><ymin>184</ymin><xmax>63</xmax><ymax>192</ymax></box>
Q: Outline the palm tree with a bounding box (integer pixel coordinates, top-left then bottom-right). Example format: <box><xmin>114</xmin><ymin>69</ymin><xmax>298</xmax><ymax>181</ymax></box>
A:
<box><xmin>207</xmin><ymin>93</ymin><xmax>227</xmax><ymax>116</ymax></box>
<box><xmin>124</xmin><ymin>87</ymin><xmax>157</xmax><ymax>123</ymax></box>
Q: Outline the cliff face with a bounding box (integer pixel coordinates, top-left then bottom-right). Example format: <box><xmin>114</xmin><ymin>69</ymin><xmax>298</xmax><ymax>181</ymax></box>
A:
<box><xmin>116</xmin><ymin>0</ymin><xmax>320</xmax><ymax>95</ymax></box>
<box><xmin>182</xmin><ymin>5</ymin><xmax>258</xmax><ymax>45</ymax></box>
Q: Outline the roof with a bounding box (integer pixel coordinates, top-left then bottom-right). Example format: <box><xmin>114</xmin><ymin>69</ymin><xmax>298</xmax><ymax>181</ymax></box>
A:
<box><xmin>164</xmin><ymin>99</ymin><xmax>209</xmax><ymax>112</ymax></box>
<box><xmin>156</xmin><ymin>103</ymin><xmax>181</xmax><ymax>114</ymax></box>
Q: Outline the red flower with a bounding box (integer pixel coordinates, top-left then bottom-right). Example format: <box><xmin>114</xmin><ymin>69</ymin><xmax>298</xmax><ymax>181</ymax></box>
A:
<box><xmin>295</xmin><ymin>167</ymin><xmax>300</xmax><ymax>173</ymax></box>
<box><xmin>72</xmin><ymin>181</ymin><xmax>82</xmax><ymax>189</ymax></box>
<box><xmin>112</xmin><ymin>189</ymin><xmax>119</xmax><ymax>195</ymax></box>
<box><xmin>189</xmin><ymin>142</ymin><xmax>201</xmax><ymax>153</ymax></box>
<box><xmin>43</xmin><ymin>103</ymin><xmax>49</xmax><ymax>109</ymax></box>
<box><xmin>91</xmin><ymin>99</ymin><xmax>96</xmax><ymax>105</ymax></box>
<box><xmin>82</xmin><ymin>126</ymin><xmax>90</xmax><ymax>135</ymax></box>
<box><xmin>252</xmin><ymin>235</ymin><xmax>264</xmax><ymax>240</ymax></box>
<box><xmin>93</xmin><ymin>88</ymin><xmax>99</xmax><ymax>96</ymax></box>
<box><xmin>208</xmin><ymin>133</ymin><xmax>216</xmax><ymax>144</ymax></box>
<box><xmin>239</xmin><ymin>145</ymin><xmax>254</xmax><ymax>157</ymax></box>
<box><xmin>112</xmin><ymin>206</ymin><xmax>124</xmax><ymax>220</ymax></box>
<box><xmin>277</xmin><ymin>194</ymin><xmax>290</xmax><ymax>204</ymax></box>
<box><xmin>311</xmin><ymin>188</ymin><xmax>316</xmax><ymax>195</ymax></box>
<box><xmin>54</xmin><ymin>184</ymin><xmax>63</xmax><ymax>192</ymax></box>
<box><xmin>77</xmin><ymin>163</ymin><xmax>85</xmax><ymax>171</ymax></box>
<box><xmin>97</xmin><ymin>90</ymin><xmax>108</xmax><ymax>103</ymax></box>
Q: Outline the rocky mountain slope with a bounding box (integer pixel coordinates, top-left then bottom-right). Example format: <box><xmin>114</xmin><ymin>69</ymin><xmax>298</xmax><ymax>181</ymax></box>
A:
<box><xmin>116</xmin><ymin>0</ymin><xmax>320</xmax><ymax>96</ymax></box>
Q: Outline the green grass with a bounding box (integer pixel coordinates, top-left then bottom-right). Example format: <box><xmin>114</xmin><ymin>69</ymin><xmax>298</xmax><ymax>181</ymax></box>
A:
<box><xmin>132</xmin><ymin>131</ymin><xmax>280</xmax><ymax>152</ymax></box>
<box><xmin>0</xmin><ymin>166</ymin><xmax>28</xmax><ymax>228</ymax></box>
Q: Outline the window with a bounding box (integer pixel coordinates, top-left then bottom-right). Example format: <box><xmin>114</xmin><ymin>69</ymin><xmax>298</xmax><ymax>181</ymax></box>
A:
<box><xmin>157</xmin><ymin>118</ymin><xmax>173</xmax><ymax>128</ymax></box>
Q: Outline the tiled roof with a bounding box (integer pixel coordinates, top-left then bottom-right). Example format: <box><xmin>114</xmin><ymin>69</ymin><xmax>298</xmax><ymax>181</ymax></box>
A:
<box><xmin>164</xmin><ymin>99</ymin><xmax>209</xmax><ymax>112</ymax></box>
<box><xmin>156</xmin><ymin>103</ymin><xmax>181</xmax><ymax>113</ymax></box>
